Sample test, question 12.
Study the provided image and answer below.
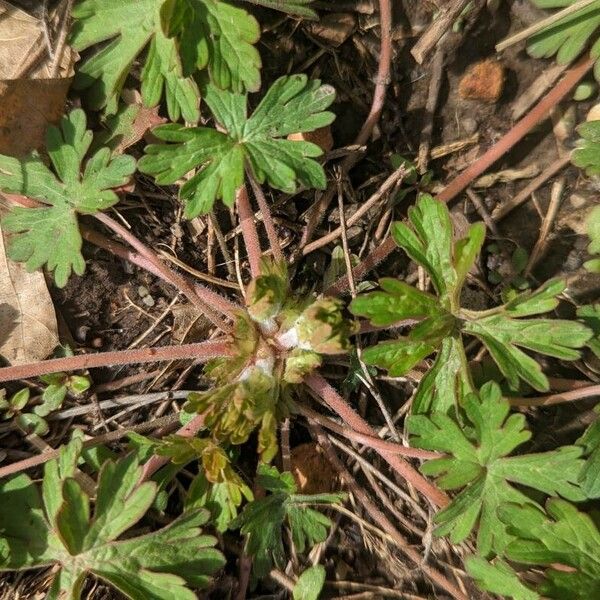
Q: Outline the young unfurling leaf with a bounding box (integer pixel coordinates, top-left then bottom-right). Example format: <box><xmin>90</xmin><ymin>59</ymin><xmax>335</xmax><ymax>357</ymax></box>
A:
<box><xmin>184</xmin><ymin>260</ymin><xmax>353</xmax><ymax>462</ymax></box>
<box><xmin>407</xmin><ymin>382</ymin><xmax>586</xmax><ymax>557</ymax></box>
<box><xmin>351</xmin><ymin>194</ymin><xmax>592</xmax><ymax>413</ymax></box>
<box><xmin>186</xmin><ymin>469</ymin><xmax>253</xmax><ymax>532</ymax></box>
<box><xmin>0</xmin><ymin>109</ymin><xmax>135</xmax><ymax>287</ymax></box>
<box><xmin>230</xmin><ymin>464</ymin><xmax>344</xmax><ymax>577</ymax></box>
<box><xmin>0</xmin><ymin>439</ymin><xmax>224</xmax><ymax>599</ymax></box>
<box><xmin>71</xmin><ymin>0</ymin><xmax>261</xmax><ymax>120</ymax></box>
<box><xmin>139</xmin><ymin>75</ymin><xmax>335</xmax><ymax>217</ymax></box>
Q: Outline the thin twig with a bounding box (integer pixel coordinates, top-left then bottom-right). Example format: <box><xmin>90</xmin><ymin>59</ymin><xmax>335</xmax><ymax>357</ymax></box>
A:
<box><xmin>336</xmin><ymin>171</ymin><xmax>357</xmax><ymax>297</ymax></box>
<box><xmin>0</xmin><ymin>340</ymin><xmax>231</xmax><ymax>384</ymax></box>
<box><xmin>49</xmin><ymin>0</ymin><xmax>74</xmax><ymax>77</ymax></box>
<box><xmin>525</xmin><ymin>177</ymin><xmax>565</xmax><ymax>275</ymax></box>
<box><xmin>296</xmin><ymin>404</ymin><xmax>441</xmax><ymax>459</ymax></box>
<box><xmin>208</xmin><ymin>212</ymin><xmax>237</xmax><ymax>278</ymax></box>
<box><xmin>51</xmin><ymin>391</ymin><xmax>192</xmax><ymax>420</ymax></box>
<box><xmin>417</xmin><ymin>48</ymin><xmax>445</xmax><ymax>173</ymax></box>
<box><xmin>411</xmin><ymin>0</ymin><xmax>470</xmax><ymax>64</ymax></box>
<box><xmin>327</xmin><ymin>435</ymin><xmax>429</xmax><ymax>523</ymax></box>
<box><xmin>437</xmin><ymin>55</ymin><xmax>593</xmax><ymax>204</ymax></box>
<box><xmin>325</xmin><ymin>55</ymin><xmax>593</xmax><ymax>297</ymax></box>
<box><xmin>466</xmin><ymin>189</ymin><xmax>499</xmax><ymax>236</ymax></box>
<box><xmin>302</xmin><ymin>165</ymin><xmax>405</xmax><ymax>255</ymax></box>
<box><xmin>0</xmin><ymin>413</ymin><xmax>182</xmax><ymax>480</ymax></box>
<box><xmin>296</xmin><ymin>0</ymin><xmax>392</xmax><ymax>253</ymax></box>
<box><xmin>491</xmin><ymin>154</ymin><xmax>571</xmax><ymax>221</ymax></box>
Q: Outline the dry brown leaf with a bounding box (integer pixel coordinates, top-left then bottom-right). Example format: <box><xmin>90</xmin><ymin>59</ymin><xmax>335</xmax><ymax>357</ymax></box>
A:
<box><xmin>0</xmin><ymin>206</ymin><xmax>59</xmax><ymax>365</ymax></box>
<box><xmin>0</xmin><ymin>0</ymin><xmax>75</xmax><ymax>157</ymax></box>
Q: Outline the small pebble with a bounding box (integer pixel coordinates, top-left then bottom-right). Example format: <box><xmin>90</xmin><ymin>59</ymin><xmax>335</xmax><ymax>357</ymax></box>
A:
<box><xmin>75</xmin><ymin>325</ymin><xmax>90</xmax><ymax>343</ymax></box>
<box><xmin>142</xmin><ymin>295</ymin><xmax>155</xmax><ymax>307</ymax></box>
<box><xmin>459</xmin><ymin>59</ymin><xmax>505</xmax><ymax>103</ymax></box>
<box><xmin>570</xmin><ymin>193</ymin><xmax>587</xmax><ymax>209</ymax></box>
<box><xmin>462</xmin><ymin>117</ymin><xmax>478</xmax><ymax>135</ymax></box>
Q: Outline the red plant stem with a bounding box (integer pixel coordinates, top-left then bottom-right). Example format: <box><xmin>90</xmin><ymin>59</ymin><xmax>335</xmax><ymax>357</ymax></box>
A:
<box><xmin>325</xmin><ymin>55</ymin><xmax>594</xmax><ymax>297</ymax></box>
<box><xmin>0</xmin><ymin>340</ymin><xmax>232</xmax><ymax>384</ymax></box>
<box><xmin>352</xmin><ymin>0</ymin><xmax>392</xmax><ymax>149</ymax></box>
<box><xmin>236</xmin><ymin>185</ymin><xmax>262</xmax><ymax>278</ymax></box>
<box><xmin>297</xmin><ymin>0</ymin><xmax>392</xmax><ymax>250</ymax></box>
<box><xmin>310</xmin><ymin>422</ymin><xmax>468</xmax><ymax>600</ymax></box>
<box><xmin>95</xmin><ymin>212</ymin><xmax>233</xmax><ymax>333</ymax></box>
<box><xmin>247</xmin><ymin>172</ymin><xmax>284</xmax><ymax>264</ymax></box>
<box><xmin>81</xmin><ymin>226</ymin><xmax>240</xmax><ymax>318</ymax></box>
<box><xmin>139</xmin><ymin>411</ymin><xmax>207</xmax><ymax>481</ymax></box>
<box><xmin>296</xmin><ymin>404</ymin><xmax>442</xmax><ymax>459</ymax></box>
<box><xmin>509</xmin><ymin>384</ymin><xmax>600</xmax><ymax>407</ymax></box>
<box><xmin>304</xmin><ymin>373</ymin><xmax>449</xmax><ymax>508</ymax></box>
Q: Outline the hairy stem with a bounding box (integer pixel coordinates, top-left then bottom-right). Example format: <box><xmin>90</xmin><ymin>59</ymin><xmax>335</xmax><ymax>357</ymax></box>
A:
<box><xmin>4</xmin><ymin>193</ymin><xmax>240</xmax><ymax>323</ymax></box>
<box><xmin>437</xmin><ymin>55</ymin><xmax>593</xmax><ymax>203</ymax></box>
<box><xmin>297</xmin><ymin>404</ymin><xmax>441</xmax><ymax>459</ymax></box>
<box><xmin>304</xmin><ymin>373</ymin><xmax>449</xmax><ymax>507</ymax></box>
<box><xmin>0</xmin><ymin>340</ymin><xmax>232</xmax><ymax>384</ymax></box>
<box><xmin>236</xmin><ymin>185</ymin><xmax>262</xmax><ymax>278</ymax></box>
<box><xmin>0</xmin><ymin>413</ymin><xmax>181</xmax><ymax>480</ymax></box>
<box><xmin>247</xmin><ymin>171</ymin><xmax>284</xmax><ymax>264</ymax></box>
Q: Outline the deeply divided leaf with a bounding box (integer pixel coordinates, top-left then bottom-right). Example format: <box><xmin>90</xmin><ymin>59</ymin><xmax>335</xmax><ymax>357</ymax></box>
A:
<box><xmin>500</xmin><ymin>499</ymin><xmax>600</xmax><ymax>599</ymax></box>
<box><xmin>139</xmin><ymin>74</ymin><xmax>335</xmax><ymax>217</ymax></box>
<box><xmin>231</xmin><ymin>464</ymin><xmax>344</xmax><ymax>577</ymax></box>
<box><xmin>0</xmin><ymin>439</ymin><xmax>225</xmax><ymax>598</ymax></box>
<box><xmin>71</xmin><ymin>0</ymin><xmax>261</xmax><ymax>120</ymax></box>
<box><xmin>351</xmin><ymin>194</ymin><xmax>591</xmax><ymax>412</ymax></box>
<box><xmin>407</xmin><ymin>382</ymin><xmax>586</xmax><ymax>556</ymax></box>
<box><xmin>0</xmin><ymin>109</ymin><xmax>135</xmax><ymax>287</ymax></box>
